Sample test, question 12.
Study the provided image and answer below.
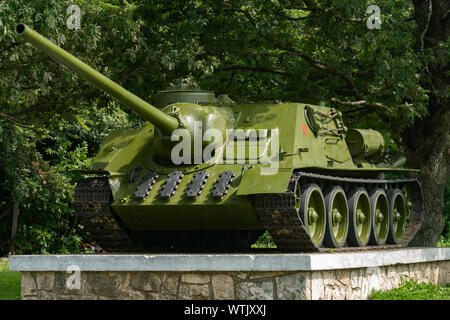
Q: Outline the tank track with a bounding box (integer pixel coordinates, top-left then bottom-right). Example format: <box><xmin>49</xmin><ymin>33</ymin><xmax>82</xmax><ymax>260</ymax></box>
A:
<box><xmin>253</xmin><ymin>171</ymin><xmax>423</xmax><ymax>252</ymax></box>
<box><xmin>74</xmin><ymin>177</ymin><xmax>262</xmax><ymax>252</ymax></box>
<box><xmin>74</xmin><ymin>177</ymin><xmax>140</xmax><ymax>252</ymax></box>
<box><xmin>74</xmin><ymin>172</ymin><xmax>423</xmax><ymax>253</ymax></box>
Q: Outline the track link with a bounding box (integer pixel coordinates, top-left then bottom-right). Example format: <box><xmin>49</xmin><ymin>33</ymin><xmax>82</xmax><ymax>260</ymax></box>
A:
<box><xmin>74</xmin><ymin>177</ymin><xmax>140</xmax><ymax>252</ymax></box>
<box><xmin>253</xmin><ymin>171</ymin><xmax>424</xmax><ymax>252</ymax></box>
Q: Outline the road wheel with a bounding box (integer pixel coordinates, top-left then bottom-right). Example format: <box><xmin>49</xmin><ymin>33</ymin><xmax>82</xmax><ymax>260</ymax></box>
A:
<box><xmin>387</xmin><ymin>189</ymin><xmax>407</xmax><ymax>244</ymax></box>
<box><xmin>299</xmin><ymin>183</ymin><xmax>326</xmax><ymax>247</ymax></box>
<box><xmin>369</xmin><ymin>189</ymin><xmax>389</xmax><ymax>246</ymax></box>
<box><xmin>347</xmin><ymin>188</ymin><xmax>371</xmax><ymax>247</ymax></box>
<box><xmin>323</xmin><ymin>186</ymin><xmax>349</xmax><ymax>248</ymax></box>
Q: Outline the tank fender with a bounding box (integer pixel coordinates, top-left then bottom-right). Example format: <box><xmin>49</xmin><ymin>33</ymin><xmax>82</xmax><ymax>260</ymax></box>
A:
<box><xmin>236</xmin><ymin>166</ymin><xmax>293</xmax><ymax>195</ymax></box>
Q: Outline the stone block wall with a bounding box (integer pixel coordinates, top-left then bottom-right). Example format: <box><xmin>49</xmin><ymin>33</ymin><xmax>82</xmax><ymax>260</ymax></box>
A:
<box><xmin>21</xmin><ymin>260</ymin><xmax>450</xmax><ymax>300</ymax></box>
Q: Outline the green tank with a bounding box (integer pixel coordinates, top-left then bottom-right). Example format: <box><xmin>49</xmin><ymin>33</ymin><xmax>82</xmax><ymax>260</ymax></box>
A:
<box><xmin>16</xmin><ymin>24</ymin><xmax>423</xmax><ymax>252</ymax></box>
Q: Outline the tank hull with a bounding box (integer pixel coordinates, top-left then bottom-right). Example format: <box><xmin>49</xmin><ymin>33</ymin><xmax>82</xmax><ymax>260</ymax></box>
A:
<box><xmin>107</xmin><ymin>165</ymin><xmax>417</xmax><ymax>232</ymax></box>
<box><xmin>74</xmin><ymin>169</ymin><xmax>422</xmax><ymax>252</ymax></box>
<box><xmin>73</xmin><ymin>102</ymin><xmax>423</xmax><ymax>252</ymax></box>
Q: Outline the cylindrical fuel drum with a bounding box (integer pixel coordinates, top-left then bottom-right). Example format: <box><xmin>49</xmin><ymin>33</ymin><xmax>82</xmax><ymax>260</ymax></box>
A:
<box><xmin>345</xmin><ymin>129</ymin><xmax>385</xmax><ymax>157</ymax></box>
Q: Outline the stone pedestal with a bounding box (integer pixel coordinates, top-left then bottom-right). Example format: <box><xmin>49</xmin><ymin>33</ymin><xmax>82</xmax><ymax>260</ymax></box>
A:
<box><xmin>9</xmin><ymin>248</ymin><xmax>450</xmax><ymax>300</ymax></box>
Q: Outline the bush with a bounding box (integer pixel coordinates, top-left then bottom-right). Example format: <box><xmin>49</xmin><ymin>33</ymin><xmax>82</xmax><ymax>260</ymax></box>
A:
<box><xmin>0</xmin><ymin>105</ymin><xmax>138</xmax><ymax>256</ymax></box>
<box><xmin>252</xmin><ymin>231</ymin><xmax>276</xmax><ymax>249</ymax></box>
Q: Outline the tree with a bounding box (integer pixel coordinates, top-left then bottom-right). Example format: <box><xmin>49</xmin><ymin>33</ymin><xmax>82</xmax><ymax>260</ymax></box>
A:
<box><xmin>403</xmin><ymin>0</ymin><xmax>449</xmax><ymax>245</ymax></box>
<box><xmin>0</xmin><ymin>0</ymin><xmax>143</xmax><ymax>255</ymax></box>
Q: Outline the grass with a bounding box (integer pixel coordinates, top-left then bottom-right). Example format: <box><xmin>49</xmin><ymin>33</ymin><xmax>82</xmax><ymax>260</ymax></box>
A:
<box><xmin>369</xmin><ymin>279</ymin><xmax>450</xmax><ymax>300</ymax></box>
<box><xmin>0</xmin><ymin>258</ymin><xmax>21</xmax><ymax>300</ymax></box>
<box><xmin>251</xmin><ymin>231</ymin><xmax>277</xmax><ymax>249</ymax></box>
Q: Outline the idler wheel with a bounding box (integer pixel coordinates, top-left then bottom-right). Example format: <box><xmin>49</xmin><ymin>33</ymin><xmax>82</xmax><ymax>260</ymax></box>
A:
<box><xmin>368</xmin><ymin>189</ymin><xmax>389</xmax><ymax>246</ymax></box>
<box><xmin>323</xmin><ymin>186</ymin><xmax>349</xmax><ymax>248</ymax></box>
<box><xmin>387</xmin><ymin>189</ymin><xmax>407</xmax><ymax>244</ymax></box>
<box><xmin>299</xmin><ymin>183</ymin><xmax>326</xmax><ymax>247</ymax></box>
<box><xmin>347</xmin><ymin>188</ymin><xmax>372</xmax><ymax>247</ymax></box>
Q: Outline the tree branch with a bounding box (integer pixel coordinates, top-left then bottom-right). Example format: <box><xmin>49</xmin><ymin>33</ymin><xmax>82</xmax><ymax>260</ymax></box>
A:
<box><xmin>221</xmin><ymin>50</ymin><xmax>290</xmax><ymax>58</ymax></box>
<box><xmin>0</xmin><ymin>113</ymin><xmax>39</xmax><ymax>132</ymax></box>
<box><xmin>274</xmin><ymin>9</ymin><xmax>310</xmax><ymax>21</ymax></box>
<box><xmin>239</xmin><ymin>9</ymin><xmax>393</xmax><ymax>116</ymax></box>
<box><xmin>413</xmin><ymin>0</ymin><xmax>433</xmax><ymax>52</ymax></box>
<box><xmin>331</xmin><ymin>97</ymin><xmax>391</xmax><ymax>112</ymax></box>
<box><xmin>341</xmin><ymin>106</ymin><xmax>370</xmax><ymax>114</ymax></box>
<box><xmin>222</xmin><ymin>65</ymin><xmax>294</xmax><ymax>76</ymax></box>
<box><xmin>240</xmin><ymin>10</ymin><xmax>363</xmax><ymax>98</ymax></box>
<box><xmin>330</xmin><ymin>98</ymin><xmax>368</xmax><ymax>106</ymax></box>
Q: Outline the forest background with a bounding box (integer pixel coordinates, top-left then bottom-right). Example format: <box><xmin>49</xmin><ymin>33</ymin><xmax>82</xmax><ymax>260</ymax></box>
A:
<box><xmin>0</xmin><ymin>0</ymin><xmax>448</xmax><ymax>255</ymax></box>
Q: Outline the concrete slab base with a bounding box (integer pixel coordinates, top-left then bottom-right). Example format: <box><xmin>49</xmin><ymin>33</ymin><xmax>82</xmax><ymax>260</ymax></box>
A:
<box><xmin>9</xmin><ymin>248</ymin><xmax>450</xmax><ymax>300</ymax></box>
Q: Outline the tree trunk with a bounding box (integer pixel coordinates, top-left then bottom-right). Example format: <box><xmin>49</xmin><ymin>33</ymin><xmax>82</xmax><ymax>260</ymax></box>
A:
<box><xmin>10</xmin><ymin>205</ymin><xmax>19</xmax><ymax>253</ymax></box>
<box><xmin>405</xmin><ymin>0</ymin><xmax>449</xmax><ymax>246</ymax></box>
<box><xmin>404</xmin><ymin>105</ymin><xmax>449</xmax><ymax>246</ymax></box>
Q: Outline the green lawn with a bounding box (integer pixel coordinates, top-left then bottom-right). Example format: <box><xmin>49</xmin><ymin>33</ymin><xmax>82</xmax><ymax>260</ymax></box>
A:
<box><xmin>369</xmin><ymin>279</ymin><xmax>450</xmax><ymax>300</ymax></box>
<box><xmin>0</xmin><ymin>259</ymin><xmax>21</xmax><ymax>300</ymax></box>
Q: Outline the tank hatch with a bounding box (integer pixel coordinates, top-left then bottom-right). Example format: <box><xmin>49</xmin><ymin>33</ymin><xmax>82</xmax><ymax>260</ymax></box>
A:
<box><xmin>155</xmin><ymin>89</ymin><xmax>217</xmax><ymax>108</ymax></box>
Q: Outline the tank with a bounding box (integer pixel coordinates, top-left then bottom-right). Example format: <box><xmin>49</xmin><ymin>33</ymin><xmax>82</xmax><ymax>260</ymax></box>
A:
<box><xmin>16</xmin><ymin>24</ymin><xmax>423</xmax><ymax>252</ymax></box>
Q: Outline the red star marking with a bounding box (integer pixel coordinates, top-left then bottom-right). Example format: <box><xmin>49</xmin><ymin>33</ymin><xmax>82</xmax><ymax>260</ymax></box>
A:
<box><xmin>302</xmin><ymin>123</ymin><xmax>308</xmax><ymax>135</ymax></box>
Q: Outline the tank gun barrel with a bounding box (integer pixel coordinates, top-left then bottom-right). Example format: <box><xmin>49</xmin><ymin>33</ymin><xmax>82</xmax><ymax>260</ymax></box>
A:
<box><xmin>15</xmin><ymin>23</ymin><xmax>179</xmax><ymax>135</ymax></box>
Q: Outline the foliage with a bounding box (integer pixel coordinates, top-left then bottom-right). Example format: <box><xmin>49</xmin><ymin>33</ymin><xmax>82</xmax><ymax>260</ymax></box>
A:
<box><xmin>252</xmin><ymin>231</ymin><xmax>276</xmax><ymax>249</ymax></box>
<box><xmin>0</xmin><ymin>0</ymin><xmax>140</xmax><ymax>255</ymax></box>
<box><xmin>438</xmin><ymin>237</ymin><xmax>450</xmax><ymax>248</ymax></box>
<box><xmin>133</xmin><ymin>0</ymin><xmax>429</xmax><ymax>134</ymax></box>
<box><xmin>0</xmin><ymin>108</ymin><xmax>136</xmax><ymax>255</ymax></box>
<box><xmin>369</xmin><ymin>279</ymin><xmax>450</xmax><ymax>300</ymax></box>
<box><xmin>0</xmin><ymin>0</ymin><xmax>448</xmax><ymax>254</ymax></box>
